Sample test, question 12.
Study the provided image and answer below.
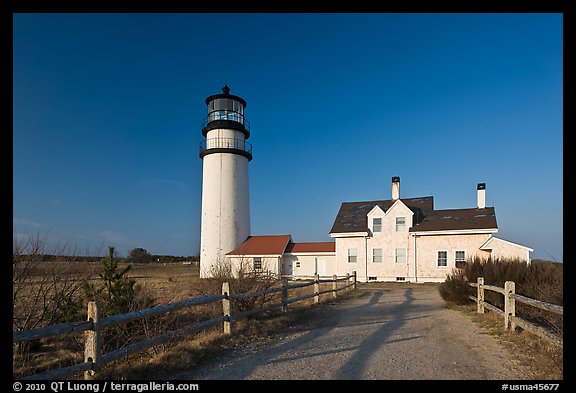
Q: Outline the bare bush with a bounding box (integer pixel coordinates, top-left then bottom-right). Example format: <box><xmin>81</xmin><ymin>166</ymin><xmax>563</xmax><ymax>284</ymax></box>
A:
<box><xmin>12</xmin><ymin>232</ymin><xmax>103</xmax><ymax>375</ymax></box>
<box><xmin>439</xmin><ymin>256</ymin><xmax>563</xmax><ymax>367</ymax></box>
<box><xmin>194</xmin><ymin>257</ymin><xmax>281</xmax><ymax>313</ymax></box>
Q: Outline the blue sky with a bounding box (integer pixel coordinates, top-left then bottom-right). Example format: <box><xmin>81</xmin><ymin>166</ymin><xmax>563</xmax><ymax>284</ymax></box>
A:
<box><xmin>13</xmin><ymin>13</ymin><xmax>563</xmax><ymax>261</ymax></box>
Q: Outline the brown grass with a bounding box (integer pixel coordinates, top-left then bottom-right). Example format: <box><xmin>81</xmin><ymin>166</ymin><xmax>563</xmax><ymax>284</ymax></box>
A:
<box><xmin>13</xmin><ymin>261</ymin><xmax>351</xmax><ymax>379</ymax></box>
<box><xmin>93</xmin><ymin>278</ymin><xmax>349</xmax><ymax>379</ymax></box>
<box><xmin>448</xmin><ymin>303</ymin><xmax>563</xmax><ymax>380</ymax></box>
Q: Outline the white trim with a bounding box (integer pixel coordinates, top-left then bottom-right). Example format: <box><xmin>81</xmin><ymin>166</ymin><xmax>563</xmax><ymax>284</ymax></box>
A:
<box><xmin>372</xmin><ymin>247</ymin><xmax>383</xmax><ymax>263</ymax></box>
<box><xmin>384</xmin><ymin>199</ymin><xmax>415</xmax><ymax>217</ymax></box>
<box><xmin>330</xmin><ymin>232</ymin><xmax>369</xmax><ymax>238</ymax></box>
<box><xmin>347</xmin><ymin>248</ymin><xmax>358</xmax><ymax>263</ymax></box>
<box><xmin>395</xmin><ymin>247</ymin><xmax>407</xmax><ymax>265</ymax></box>
<box><xmin>479</xmin><ymin>236</ymin><xmax>534</xmax><ymax>252</ymax></box>
<box><xmin>395</xmin><ymin>216</ymin><xmax>407</xmax><ymax>232</ymax></box>
<box><xmin>455</xmin><ymin>250</ymin><xmax>466</xmax><ymax>264</ymax></box>
<box><xmin>437</xmin><ymin>250</ymin><xmax>449</xmax><ymax>268</ymax></box>
<box><xmin>372</xmin><ymin>217</ymin><xmax>383</xmax><ymax>233</ymax></box>
<box><xmin>411</xmin><ymin>277</ymin><xmax>446</xmax><ymax>283</ymax></box>
<box><xmin>410</xmin><ymin>228</ymin><xmax>497</xmax><ymax>236</ymax></box>
<box><xmin>367</xmin><ymin>205</ymin><xmax>386</xmax><ymax>216</ymax></box>
<box><xmin>284</xmin><ymin>252</ymin><xmax>336</xmax><ymax>256</ymax></box>
<box><xmin>227</xmin><ymin>253</ymin><xmax>283</xmax><ymax>258</ymax></box>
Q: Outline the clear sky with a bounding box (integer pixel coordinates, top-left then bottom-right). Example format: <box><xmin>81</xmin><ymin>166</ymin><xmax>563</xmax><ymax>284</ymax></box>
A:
<box><xmin>13</xmin><ymin>13</ymin><xmax>563</xmax><ymax>261</ymax></box>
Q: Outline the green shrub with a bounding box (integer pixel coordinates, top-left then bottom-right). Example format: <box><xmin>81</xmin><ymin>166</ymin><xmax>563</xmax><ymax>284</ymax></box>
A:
<box><xmin>438</xmin><ymin>269</ymin><xmax>472</xmax><ymax>304</ymax></box>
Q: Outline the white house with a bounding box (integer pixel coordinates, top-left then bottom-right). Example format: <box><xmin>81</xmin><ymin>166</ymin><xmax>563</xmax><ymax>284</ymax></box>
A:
<box><xmin>328</xmin><ymin>177</ymin><xmax>533</xmax><ymax>282</ymax></box>
<box><xmin>225</xmin><ymin>234</ymin><xmax>335</xmax><ymax>279</ymax></box>
<box><xmin>222</xmin><ymin>177</ymin><xmax>532</xmax><ymax>282</ymax></box>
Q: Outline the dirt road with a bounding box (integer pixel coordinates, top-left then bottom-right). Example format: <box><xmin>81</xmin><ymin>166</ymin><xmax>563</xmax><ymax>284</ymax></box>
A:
<box><xmin>172</xmin><ymin>284</ymin><xmax>531</xmax><ymax>380</ymax></box>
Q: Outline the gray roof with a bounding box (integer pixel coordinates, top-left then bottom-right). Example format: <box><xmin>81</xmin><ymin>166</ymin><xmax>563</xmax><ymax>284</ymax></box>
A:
<box><xmin>330</xmin><ymin>196</ymin><xmax>498</xmax><ymax>234</ymax></box>
<box><xmin>329</xmin><ymin>197</ymin><xmax>434</xmax><ymax>234</ymax></box>
<box><xmin>410</xmin><ymin>207</ymin><xmax>497</xmax><ymax>232</ymax></box>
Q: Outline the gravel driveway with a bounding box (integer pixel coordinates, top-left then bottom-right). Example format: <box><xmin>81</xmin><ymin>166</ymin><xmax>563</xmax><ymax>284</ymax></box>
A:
<box><xmin>172</xmin><ymin>283</ymin><xmax>531</xmax><ymax>380</ymax></box>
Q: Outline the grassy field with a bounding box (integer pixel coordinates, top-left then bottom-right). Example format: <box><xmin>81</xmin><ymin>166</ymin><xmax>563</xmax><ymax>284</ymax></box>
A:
<box><xmin>13</xmin><ymin>259</ymin><xmax>563</xmax><ymax>380</ymax></box>
<box><xmin>13</xmin><ymin>260</ymin><xmax>344</xmax><ymax>379</ymax></box>
<box><xmin>126</xmin><ymin>262</ymin><xmax>202</xmax><ymax>303</ymax></box>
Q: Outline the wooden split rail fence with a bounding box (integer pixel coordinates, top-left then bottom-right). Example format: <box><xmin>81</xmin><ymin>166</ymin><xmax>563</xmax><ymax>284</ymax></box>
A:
<box><xmin>13</xmin><ymin>272</ymin><xmax>357</xmax><ymax>380</ymax></box>
<box><xmin>468</xmin><ymin>277</ymin><xmax>563</xmax><ymax>346</ymax></box>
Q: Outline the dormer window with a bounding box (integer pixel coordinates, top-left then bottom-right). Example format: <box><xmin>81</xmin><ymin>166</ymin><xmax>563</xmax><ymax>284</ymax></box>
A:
<box><xmin>372</xmin><ymin>218</ymin><xmax>382</xmax><ymax>233</ymax></box>
<box><xmin>395</xmin><ymin>217</ymin><xmax>406</xmax><ymax>232</ymax></box>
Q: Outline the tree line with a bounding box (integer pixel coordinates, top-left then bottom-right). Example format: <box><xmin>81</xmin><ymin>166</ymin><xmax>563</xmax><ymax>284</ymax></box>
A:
<box><xmin>17</xmin><ymin>248</ymin><xmax>200</xmax><ymax>264</ymax></box>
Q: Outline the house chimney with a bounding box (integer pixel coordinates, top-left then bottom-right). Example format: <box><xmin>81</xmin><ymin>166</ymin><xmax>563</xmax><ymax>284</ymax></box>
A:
<box><xmin>477</xmin><ymin>183</ymin><xmax>486</xmax><ymax>209</ymax></box>
<box><xmin>392</xmin><ymin>176</ymin><xmax>400</xmax><ymax>200</ymax></box>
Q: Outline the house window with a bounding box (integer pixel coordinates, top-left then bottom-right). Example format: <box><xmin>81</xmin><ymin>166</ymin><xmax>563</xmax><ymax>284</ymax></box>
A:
<box><xmin>295</xmin><ymin>261</ymin><xmax>300</xmax><ymax>268</ymax></box>
<box><xmin>372</xmin><ymin>248</ymin><xmax>382</xmax><ymax>263</ymax></box>
<box><xmin>455</xmin><ymin>251</ymin><xmax>466</xmax><ymax>268</ymax></box>
<box><xmin>396</xmin><ymin>217</ymin><xmax>406</xmax><ymax>232</ymax></box>
<box><xmin>396</xmin><ymin>277</ymin><xmax>405</xmax><ymax>282</ymax></box>
<box><xmin>437</xmin><ymin>251</ymin><xmax>448</xmax><ymax>267</ymax></box>
<box><xmin>368</xmin><ymin>276</ymin><xmax>378</xmax><ymax>281</ymax></box>
<box><xmin>253</xmin><ymin>257</ymin><xmax>262</xmax><ymax>271</ymax></box>
<box><xmin>395</xmin><ymin>248</ymin><xmax>406</xmax><ymax>264</ymax></box>
<box><xmin>372</xmin><ymin>218</ymin><xmax>382</xmax><ymax>233</ymax></box>
<box><xmin>347</xmin><ymin>248</ymin><xmax>357</xmax><ymax>263</ymax></box>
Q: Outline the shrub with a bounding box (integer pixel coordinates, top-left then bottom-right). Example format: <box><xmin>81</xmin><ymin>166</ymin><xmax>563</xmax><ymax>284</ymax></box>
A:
<box><xmin>438</xmin><ymin>268</ymin><xmax>472</xmax><ymax>304</ymax></box>
<box><xmin>439</xmin><ymin>256</ymin><xmax>563</xmax><ymax>334</ymax></box>
<box><xmin>193</xmin><ymin>258</ymin><xmax>280</xmax><ymax>314</ymax></box>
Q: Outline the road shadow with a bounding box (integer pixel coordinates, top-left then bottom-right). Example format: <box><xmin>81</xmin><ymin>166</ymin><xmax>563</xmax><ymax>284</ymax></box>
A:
<box><xmin>178</xmin><ymin>286</ymin><xmax>440</xmax><ymax>380</ymax></box>
<box><xmin>198</xmin><ymin>291</ymin><xmax>386</xmax><ymax>379</ymax></box>
<box><xmin>335</xmin><ymin>287</ymin><xmax>419</xmax><ymax>379</ymax></box>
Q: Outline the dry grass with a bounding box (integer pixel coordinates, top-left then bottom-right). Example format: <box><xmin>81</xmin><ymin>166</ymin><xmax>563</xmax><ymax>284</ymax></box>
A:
<box><xmin>448</xmin><ymin>303</ymin><xmax>563</xmax><ymax>380</ymax></box>
<box><xmin>95</xmin><ymin>279</ymin><xmax>352</xmax><ymax>380</ymax></box>
<box><xmin>14</xmin><ymin>261</ymin><xmax>353</xmax><ymax>380</ymax></box>
<box><xmin>126</xmin><ymin>262</ymin><xmax>202</xmax><ymax>304</ymax></box>
<box><xmin>16</xmin><ymin>258</ymin><xmax>562</xmax><ymax>381</ymax></box>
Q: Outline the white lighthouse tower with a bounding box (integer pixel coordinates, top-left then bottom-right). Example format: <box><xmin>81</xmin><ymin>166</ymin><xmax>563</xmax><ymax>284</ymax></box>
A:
<box><xmin>199</xmin><ymin>85</ymin><xmax>252</xmax><ymax>278</ymax></box>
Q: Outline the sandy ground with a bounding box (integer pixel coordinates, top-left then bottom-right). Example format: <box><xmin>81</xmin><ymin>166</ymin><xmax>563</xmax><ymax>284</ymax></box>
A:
<box><xmin>171</xmin><ymin>283</ymin><xmax>532</xmax><ymax>380</ymax></box>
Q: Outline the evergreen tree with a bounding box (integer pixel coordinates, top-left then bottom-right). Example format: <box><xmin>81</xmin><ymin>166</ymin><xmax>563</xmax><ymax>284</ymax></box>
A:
<box><xmin>85</xmin><ymin>246</ymin><xmax>136</xmax><ymax>316</ymax></box>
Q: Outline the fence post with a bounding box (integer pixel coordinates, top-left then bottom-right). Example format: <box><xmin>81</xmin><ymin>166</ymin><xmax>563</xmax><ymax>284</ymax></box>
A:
<box><xmin>84</xmin><ymin>301</ymin><xmax>101</xmax><ymax>380</ymax></box>
<box><xmin>477</xmin><ymin>277</ymin><xmax>485</xmax><ymax>314</ymax></box>
<box><xmin>352</xmin><ymin>271</ymin><xmax>357</xmax><ymax>290</ymax></box>
<box><xmin>314</xmin><ymin>274</ymin><xmax>320</xmax><ymax>303</ymax></box>
<box><xmin>504</xmin><ymin>281</ymin><xmax>516</xmax><ymax>331</ymax></box>
<box><xmin>222</xmin><ymin>282</ymin><xmax>234</xmax><ymax>335</ymax></box>
<box><xmin>346</xmin><ymin>273</ymin><xmax>350</xmax><ymax>291</ymax></box>
<box><xmin>332</xmin><ymin>275</ymin><xmax>338</xmax><ymax>299</ymax></box>
<box><xmin>281</xmin><ymin>278</ymin><xmax>288</xmax><ymax>313</ymax></box>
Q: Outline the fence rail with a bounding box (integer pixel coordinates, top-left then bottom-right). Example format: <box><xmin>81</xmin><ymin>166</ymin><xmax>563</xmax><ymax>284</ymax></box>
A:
<box><xmin>14</xmin><ymin>272</ymin><xmax>357</xmax><ymax>380</ymax></box>
<box><xmin>468</xmin><ymin>277</ymin><xmax>562</xmax><ymax>347</ymax></box>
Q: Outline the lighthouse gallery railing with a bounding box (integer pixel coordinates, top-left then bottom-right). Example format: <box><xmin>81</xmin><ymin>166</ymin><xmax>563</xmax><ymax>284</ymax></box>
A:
<box><xmin>199</xmin><ymin>137</ymin><xmax>252</xmax><ymax>155</ymax></box>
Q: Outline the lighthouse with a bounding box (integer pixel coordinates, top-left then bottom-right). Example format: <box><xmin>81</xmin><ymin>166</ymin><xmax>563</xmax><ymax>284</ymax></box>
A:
<box><xmin>199</xmin><ymin>85</ymin><xmax>252</xmax><ymax>278</ymax></box>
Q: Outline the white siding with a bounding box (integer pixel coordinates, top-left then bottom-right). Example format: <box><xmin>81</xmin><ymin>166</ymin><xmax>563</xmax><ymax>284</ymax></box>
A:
<box><xmin>412</xmin><ymin>233</ymin><xmax>492</xmax><ymax>282</ymax></box>
<box><xmin>284</xmin><ymin>254</ymin><xmax>336</xmax><ymax>278</ymax></box>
